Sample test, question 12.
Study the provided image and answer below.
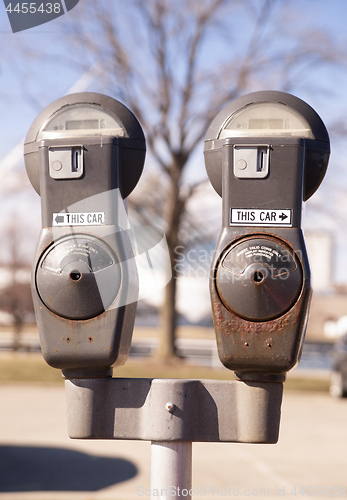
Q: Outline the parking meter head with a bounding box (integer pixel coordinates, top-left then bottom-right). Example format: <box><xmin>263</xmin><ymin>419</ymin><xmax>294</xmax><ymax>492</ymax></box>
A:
<box><xmin>24</xmin><ymin>92</ymin><xmax>146</xmax><ymax>200</ymax></box>
<box><xmin>204</xmin><ymin>91</ymin><xmax>329</xmax><ymax>381</ymax></box>
<box><xmin>204</xmin><ymin>90</ymin><xmax>329</xmax><ymax>201</ymax></box>
<box><xmin>24</xmin><ymin>93</ymin><xmax>146</xmax><ymax>378</ymax></box>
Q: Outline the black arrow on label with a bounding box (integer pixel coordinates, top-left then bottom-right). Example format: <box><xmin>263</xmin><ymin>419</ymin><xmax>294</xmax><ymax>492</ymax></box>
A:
<box><xmin>279</xmin><ymin>213</ymin><xmax>288</xmax><ymax>221</ymax></box>
<box><xmin>55</xmin><ymin>215</ymin><xmax>65</xmax><ymax>224</ymax></box>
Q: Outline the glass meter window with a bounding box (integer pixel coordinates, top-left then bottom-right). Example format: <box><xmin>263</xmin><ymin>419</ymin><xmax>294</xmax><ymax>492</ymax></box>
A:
<box><xmin>37</xmin><ymin>103</ymin><xmax>128</xmax><ymax>139</ymax></box>
<box><xmin>219</xmin><ymin>102</ymin><xmax>314</xmax><ymax>139</ymax></box>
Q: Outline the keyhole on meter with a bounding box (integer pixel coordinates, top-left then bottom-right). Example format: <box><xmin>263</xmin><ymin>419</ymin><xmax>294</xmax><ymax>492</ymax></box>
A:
<box><xmin>252</xmin><ymin>270</ymin><xmax>264</xmax><ymax>283</ymax></box>
<box><xmin>70</xmin><ymin>270</ymin><xmax>82</xmax><ymax>281</ymax></box>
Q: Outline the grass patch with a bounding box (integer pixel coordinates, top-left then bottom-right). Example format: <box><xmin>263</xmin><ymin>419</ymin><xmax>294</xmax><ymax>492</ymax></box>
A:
<box><xmin>0</xmin><ymin>353</ymin><xmax>330</xmax><ymax>392</ymax></box>
<box><xmin>0</xmin><ymin>354</ymin><xmax>233</xmax><ymax>384</ymax></box>
<box><xmin>0</xmin><ymin>354</ymin><xmax>64</xmax><ymax>384</ymax></box>
<box><xmin>284</xmin><ymin>376</ymin><xmax>330</xmax><ymax>393</ymax></box>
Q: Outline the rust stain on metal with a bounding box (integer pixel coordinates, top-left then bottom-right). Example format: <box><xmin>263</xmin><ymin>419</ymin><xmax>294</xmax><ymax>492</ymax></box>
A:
<box><xmin>211</xmin><ymin>280</ymin><xmax>310</xmax><ymax>373</ymax></box>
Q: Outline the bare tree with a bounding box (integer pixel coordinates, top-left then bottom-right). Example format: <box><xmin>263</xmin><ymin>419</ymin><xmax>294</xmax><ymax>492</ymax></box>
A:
<box><xmin>22</xmin><ymin>0</ymin><xmax>343</xmax><ymax>357</ymax></box>
<box><xmin>0</xmin><ymin>223</ymin><xmax>34</xmax><ymax>351</ymax></box>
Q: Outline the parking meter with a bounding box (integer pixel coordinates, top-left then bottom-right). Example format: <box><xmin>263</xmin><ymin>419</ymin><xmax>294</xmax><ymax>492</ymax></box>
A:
<box><xmin>204</xmin><ymin>91</ymin><xmax>329</xmax><ymax>382</ymax></box>
<box><xmin>24</xmin><ymin>92</ymin><xmax>146</xmax><ymax>378</ymax></box>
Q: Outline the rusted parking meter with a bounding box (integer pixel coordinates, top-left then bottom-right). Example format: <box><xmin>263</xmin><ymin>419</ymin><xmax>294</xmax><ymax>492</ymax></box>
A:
<box><xmin>204</xmin><ymin>91</ymin><xmax>329</xmax><ymax>382</ymax></box>
<box><xmin>24</xmin><ymin>92</ymin><xmax>146</xmax><ymax>378</ymax></box>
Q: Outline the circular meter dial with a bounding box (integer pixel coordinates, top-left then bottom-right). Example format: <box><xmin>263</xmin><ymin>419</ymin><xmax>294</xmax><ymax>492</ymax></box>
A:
<box><xmin>36</xmin><ymin>235</ymin><xmax>121</xmax><ymax>320</ymax></box>
<box><xmin>216</xmin><ymin>237</ymin><xmax>303</xmax><ymax>322</ymax></box>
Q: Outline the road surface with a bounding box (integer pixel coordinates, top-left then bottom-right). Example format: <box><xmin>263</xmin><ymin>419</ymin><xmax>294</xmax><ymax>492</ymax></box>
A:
<box><xmin>0</xmin><ymin>385</ymin><xmax>346</xmax><ymax>499</ymax></box>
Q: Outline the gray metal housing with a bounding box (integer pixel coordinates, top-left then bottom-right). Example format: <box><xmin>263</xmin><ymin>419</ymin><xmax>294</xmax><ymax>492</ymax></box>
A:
<box><xmin>66</xmin><ymin>377</ymin><xmax>283</xmax><ymax>444</ymax></box>
<box><xmin>24</xmin><ymin>92</ymin><xmax>146</xmax><ymax>200</ymax></box>
<box><xmin>24</xmin><ymin>93</ymin><xmax>146</xmax><ymax>378</ymax></box>
<box><xmin>203</xmin><ymin>91</ymin><xmax>327</xmax><ymax>379</ymax></box>
<box><xmin>32</xmin><ymin>226</ymin><xmax>138</xmax><ymax>379</ymax></box>
<box><xmin>204</xmin><ymin>91</ymin><xmax>329</xmax><ymax>201</ymax></box>
<box><xmin>210</xmin><ymin>226</ymin><xmax>311</xmax><ymax>379</ymax></box>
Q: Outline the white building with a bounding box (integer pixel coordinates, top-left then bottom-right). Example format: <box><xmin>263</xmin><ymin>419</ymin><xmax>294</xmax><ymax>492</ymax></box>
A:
<box><xmin>304</xmin><ymin>231</ymin><xmax>334</xmax><ymax>294</ymax></box>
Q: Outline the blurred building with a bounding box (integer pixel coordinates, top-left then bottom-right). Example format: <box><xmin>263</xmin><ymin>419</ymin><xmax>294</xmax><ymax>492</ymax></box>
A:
<box><xmin>305</xmin><ymin>231</ymin><xmax>334</xmax><ymax>294</ymax></box>
<box><xmin>304</xmin><ymin>231</ymin><xmax>347</xmax><ymax>341</ymax></box>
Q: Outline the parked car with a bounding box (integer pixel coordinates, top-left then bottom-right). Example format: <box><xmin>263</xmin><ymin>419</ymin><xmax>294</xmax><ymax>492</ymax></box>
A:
<box><xmin>330</xmin><ymin>333</ymin><xmax>347</xmax><ymax>397</ymax></box>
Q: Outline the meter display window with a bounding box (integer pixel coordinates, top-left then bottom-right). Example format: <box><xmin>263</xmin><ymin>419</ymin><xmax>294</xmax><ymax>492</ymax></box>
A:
<box><xmin>37</xmin><ymin>103</ymin><xmax>128</xmax><ymax>139</ymax></box>
<box><xmin>219</xmin><ymin>102</ymin><xmax>314</xmax><ymax>139</ymax></box>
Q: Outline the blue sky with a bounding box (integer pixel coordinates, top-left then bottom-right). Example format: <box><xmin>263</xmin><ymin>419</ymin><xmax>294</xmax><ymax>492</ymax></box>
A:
<box><xmin>1</xmin><ymin>0</ymin><xmax>347</xmax><ymax>283</ymax></box>
<box><xmin>0</xmin><ymin>0</ymin><xmax>346</xmax><ymax>160</ymax></box>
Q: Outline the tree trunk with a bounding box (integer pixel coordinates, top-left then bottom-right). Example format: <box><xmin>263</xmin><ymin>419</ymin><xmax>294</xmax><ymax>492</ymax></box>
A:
<box><xmin>12</xmin><ymin>318</ymin><xmax>22</xmax><ymax>352</ymax></box>
<box><xmin>158</xmin><ymin>163</ymin><xmax>183</xmax><ymax>358</ymax></box>
<box><xmin>159</xmin><ymin>259</ymin><xmax>178</xmax><ymax>358</ymax></box>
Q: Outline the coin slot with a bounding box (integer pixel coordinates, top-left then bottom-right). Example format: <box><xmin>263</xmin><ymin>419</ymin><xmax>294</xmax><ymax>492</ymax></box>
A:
<box><xmin>72</xmin><ymin>148</ymin><xmax>83</xmax><ymax>172</ymax></box>
<box><xmin>257</xmin><ymin>149</ymin><xmax>265</xmax><ymax>172</ymax></box>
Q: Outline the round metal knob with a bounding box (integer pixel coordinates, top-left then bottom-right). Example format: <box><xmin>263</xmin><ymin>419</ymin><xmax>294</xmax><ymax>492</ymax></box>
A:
<box><xmin>216</xmin><ymin>236</ymin><xmax>303</xmax><ymax>322</ymax></box>
<box><xmin>36</xmin><ymin>235</ymin><xmax>121</xmax><ymax>320</ymax></box>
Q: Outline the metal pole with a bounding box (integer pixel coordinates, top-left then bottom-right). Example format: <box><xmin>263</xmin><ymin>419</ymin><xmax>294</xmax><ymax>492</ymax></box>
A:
<box><xmin>151</xmin><ymin>441</ymin><xmax>192</xmax><ymax>500</ymax></box>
